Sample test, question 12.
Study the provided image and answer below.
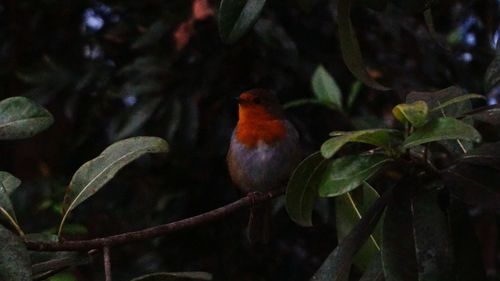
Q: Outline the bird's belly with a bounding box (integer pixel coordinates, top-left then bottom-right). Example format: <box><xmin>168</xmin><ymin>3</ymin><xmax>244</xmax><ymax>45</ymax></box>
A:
<box><xmin>228</xmin><ymin>139</ymin><xmax>298</xmax><ymax>192</ymax></box>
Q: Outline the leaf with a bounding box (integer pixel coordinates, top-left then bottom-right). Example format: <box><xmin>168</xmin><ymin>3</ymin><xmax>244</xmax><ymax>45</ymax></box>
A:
<box><xmin>0</xmin><ymin>171</ymin><xmax>21</xmax><ymax>195</ymax></box>
<box><xmin>464</xmin><ymin>104</ymin><xmax>500</xmax><ymax>125</ymax></box>
<box><xmin>444</xmin><ymin>164</ymin><xmax>500</xmax><ymax>208</ymax></box>
<box><xmin>411</xmin><ymin>190</ymin><xmax>452</xmax><ymax>281</ymax></box>
<box><xmin>286</xmin><ymin>152</ymin><xmax>327</xmax><ymax>227</ymax></box>
<box><xmin>406</xmin><ymin>86</ymin><xmax>471</xmax><ymax>119</ymax></box>
<box><xmin>347</xmin><ymin>80</ymin><xmax>362</xmax><ymax>110</ymax></box>
<box><xmin>392</xmin><ymin>101</ymin><xmax>428</xmax><ymax>127</ymax></box>
<box><xmin>0</xmin><ymin>225</ymin><xmax>32</xmax><ymax>281</ymax></box>
<box><xmin>132</xmin><ymin>20</ymin><xmax>168</xmax><ymax>50</ymax></box>
<box><xmin>59</xmin><ymin>136</ymin><xmax>169</xmax><ymax>235</ymax></box>
<box><xmin>337</xmin><ymin>0</ymin><xmax>389</xmax><ymax>91</ymax></box>
<box><xmin>381</xmin><ymin>188</ymin><xmax>418</xmax><ymax>281</ymax></box>
<box><xmin>283</xmin><ymin>98</ymin><xmax>324</xmax><ymax>109</ymax></box>
<box><xmin>0</xmin><ymin>96</ymin><xmax>54</xmax><ymax>140</ymax></box>
<box><xmin>318</xmin><ymin>154</ymin><xmax>391</xmax><ymax>197</ymax></box>
<box><xmin>311</xmin><ymin>65</ymin><xmax>343</xmax><ymax>110</ymax></box>
<box><xmin>131</xmin><ymin>272</ymin><xmax>213</xmax><ymax>281</ymax></box>
<box><xmin>321</xmin><ymin>129</ymin><xmax>402</xmax><ymax>159</ymax></box>
<box><xmin>218</xmin><ymin>0</ymin><xmax>266</xmax><ymax>44</ymax></box>
<box><xmin>310</xmin><ymin>189</ymin><xmax>391</xmax><ymax>281</ymax></box>
<box><xmin>111</xmin><ymin>97</ymin><xmax>163</xmax><ymax>140</ymax></box>
<box><xmin>0</xmin><ymin>174</ymin><xmax>22</xmax><ymax>235</ymax></box>
<box><xmin>391</xmin><ymin>0</ymin><xmax>435</xmax><ymax>13</ymax></box>
<box><xmin>335</xmin><ymin>183</ymin><xmax>381</xmax><ymax>270</ymax></box>
<box><xmin>430</xmin><ymin>94</ymin><xmax>485</xmax><ymax>112</ymax></box>
<box><xmin>485</xmin><ymin>42</ymin><xmax>500</xmax><ymax>92</ymax></box>
<box><xmin>359</xmin><ymin>255</ymin><xmax>384</xmax><ymax>281</ymax></box>
<box><xmin>448</xmin><ymin>200</ymin><xmax>487</xmax><ymax>281</ymax></box>
<box><xmin>402</xmin><ymin>117</ymin><xmax>481</xmax><ymax>148</ymax></box>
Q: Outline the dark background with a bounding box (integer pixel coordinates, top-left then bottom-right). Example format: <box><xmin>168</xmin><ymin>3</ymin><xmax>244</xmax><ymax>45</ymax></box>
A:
<box><xmin>0</xmin><ymin>0</ymin><xmax>499</xmax><ymax>280</ymax></box>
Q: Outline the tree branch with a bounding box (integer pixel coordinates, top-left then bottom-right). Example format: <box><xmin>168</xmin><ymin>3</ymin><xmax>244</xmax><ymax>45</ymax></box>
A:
<box><xmin>25</xmin><ymin>190</ymin><xmax>282</xmax><ymax>251</ymax></box>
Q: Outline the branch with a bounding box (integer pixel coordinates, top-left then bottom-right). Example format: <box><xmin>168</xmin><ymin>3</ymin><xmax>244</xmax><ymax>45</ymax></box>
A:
<box><xmin>25</xmin><ymin>190</ymin><xmax>282</xmax><ymax>251</ymax></box>
<box><xmin>103</xmin><ymin>247</ymin><xmax>112</xmax><ymax>281</ymax></box>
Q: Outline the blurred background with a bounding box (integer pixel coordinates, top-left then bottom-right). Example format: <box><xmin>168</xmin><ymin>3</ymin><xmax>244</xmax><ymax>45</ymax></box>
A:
<box><xmin>0</xmin><ymin>0</ymin><xmax>499</xmax><ymax>280</ymax></box>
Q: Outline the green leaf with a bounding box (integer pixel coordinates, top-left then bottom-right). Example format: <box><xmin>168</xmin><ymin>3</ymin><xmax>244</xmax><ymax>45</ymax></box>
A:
<box><xmin>485</xmin><ymin>42</ymin><xmax>500</xmax><ymax>92</ymax></box>
<box><xmin>310</xmin><ymin>190</ymin><xmax>391</xmax><ymax>281</ymax></box>
<box><xmin>311</xmin><ymin>65</ymin><xmax>343</xmax><ymax>110</ymax></box>
<box><xmin>337</xmin><ymin>0</ymin><xmax>389</xmax><ymax>91</ymax></box>
<box><xmin>218</xmin><ymin>0</ymin><xmax>266</xmax><ymax>44</ymax></box>
<box><xmin>411</xmin><ymin>190</ymin><xmax>452</xmax><ymax>281</ymax></box>
<box><xmin>448</xmin><ymin>200</ymin><xmax>487</xmax><ymax>281</ymax></box>
<box><xmin>406</xmin><ymin>86</ymin><xmax>471</xmax><ymax>119</ymax></box>
<box><xmin>59</xmin><ymin>136</ymin><xmax>169</xmax><ymax>236</ymax></box>
<box><xmin>286</xmin><ymin>152</ymin><xmax>327</xmax><ymax>227</ymax></box>
<box><xmin>321</xmin><ymin>129</ymin><xmax>402</xmax><ymax>159</ymax></box>
<box><xmin>335</xmin><ymin>183</ymin><xmax>381</xmax><ymax>270</ymax></box>
<box><xmin>0</xmin><ymin>171</ymin><xmax>21</xmax><ymax>196</ymax></box>
<box><xmin>430</xmin><ymin>94</ymin><xmax>485</xmax><ymax>112</ymax></box>
<box><xmin>0</xmin><ymin>173</ymin><xmax>23</xmax><ymax>235</ymax></box>
<box><xmin>283</xmin><ymin>98</ymin><xmax>323</xmax><ymax>109</ymax></box>
<box><xmin>359</xmin><ymin>256</ymin><xmax>384</xmax><ymax>281</ymax></box>
<box><xmin>382</xmin><ymin>188</ymin><xmax>418</xmax><ymax>281</ymax></box>
<box><xmin>318</xmin><ymin>154</ymin><xmax>391</xmax><ymax>197</ymax></box>
<box><xmin>0</xmin><ymin>96</ymin><xmax>54</xmax><ymax>140</ymax></box>
<box><xmin>131</xmin><ymin>272</ymin><xmax>213</xmax><ymax>281</ymax></box>
<box><xmin>0</xmin><ymin>225</ymin><xmax>32</xmax><ymax>281</ymax></box>
<box><xmin>111</xmin><ymin>97</ymin><xmax>163</xmax><ymax>140</ymax></box>
<box><xmin>347</xmin><ymin>80</ymin><xmax>362</xmax><ymax>110</ymax></box>
<box><xmin>392</xmin><ymin>101</ymin><xmax>428</xmax><ymax>127</ymax></box>
<box><xmin>402</xmin><ymin>117</ymin><xmax>481</xmax><ymax>149</ymax></box>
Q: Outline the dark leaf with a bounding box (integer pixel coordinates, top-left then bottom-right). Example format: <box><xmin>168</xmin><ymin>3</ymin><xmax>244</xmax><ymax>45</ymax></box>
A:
<box><xmin>0</xmin><ymin>97</ymin><xmax>54</xmax><ymax>140</ymax></box>
<box><xmin>310</xmin><ymin>189</ymin><xmax>392</xmax><ymax>281</ymax></box>
<box><xmin>321</xmin><ymin>129</ymin><xmax>402</xmax><ymax>159</ymax></box>
<box><xmin>485</xmin><ymin>43</ymin><xmax>500</xmax><ymax>92</ymax></box>
<box><xmin>448</xmin><ymin>200</ymin><xmax>487</xmax><ymax>281</ymax></box>
<box><xmin>406</xmin><ymin>86</ymin><xmax>472</xmax><ymax>119</ymax></box>
<box><xmin>460</xmin><ymin>141</ymin><xmax>500</xmax><ymax>169</ymax></box>
<box><xmin>318</xmin><ymin>154</ymin><xmax>391</xmax><ymax>197</ymax></box>
<box><xmin>359</xmin><ymin>255</ymin><xmax>384</xmax><ymax>281</ymax></box>
<box><xmin>0</xmin><ymin>173</ymin><xmax>22</xmax><ymax>235</ymax></box>
<box><xmin>390</xmin><ymin>0</ymin><xmax>435</xmax><ymax>13</ymax></box>
<box><xmin>0</xmin><ymin>171</ymin><xmax>21</xmax><ymax>196</ymax></box>
<box><xmin>411</xmin><ymin>190</ymin><xmax>453</xmax><ymax>281</ymax></box>
<box><xmin>359</xmin><ymin>0</ymin><xmax>388</xmax><ymax>11</ymax></box>
<box><xmin>0</xmin><ymin>225</ymin><xmax>32</xmax><ymax>281</ymax></box>
<box><xmin>335</xmin><ymin>183</ymin><xmax>381</xmax><ymax>270</ymax></box>
<box><xmin>465</xmin><ymin>104</ymin><xmax>500</xmax><ymax>125</ymax></box>
<box><xmin>382</xmin><ymin>188</ymin><xmax>418</xmax><ymax>281</ymax></box>
<box><xmin>337</xmin><ymin>0</ymin><xmax>389</xmax><ymax>91</ymax></box>
<box><xmin>218</xmin><ymin>0</ymin><xmax>266</xmax><ymax>44</ymax></box>
<box><xmin>402</xmin><ymin>117</ymin><xmax>481</xmax><ymax>148</ymax></box>
<box><xmin>286</xmin><ymin>152</ymin><xmax>327</xmax><ymax>227</ymax></box>
<box><xmin>132</xmin><ymin>20</ymin><xmax>168</xmax><ymax>49</ymax></box>
<box><xmin>130</xmin><ymin>272</ymin><xmax>213</xmax><ymax>281</ymax></box>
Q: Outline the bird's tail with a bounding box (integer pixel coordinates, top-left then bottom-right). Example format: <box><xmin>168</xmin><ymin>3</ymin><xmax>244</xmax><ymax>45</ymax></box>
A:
<box><xmin>247</xmin><ymin>201</ymin><xmax>271</xmax><ymax>245</ymax></box>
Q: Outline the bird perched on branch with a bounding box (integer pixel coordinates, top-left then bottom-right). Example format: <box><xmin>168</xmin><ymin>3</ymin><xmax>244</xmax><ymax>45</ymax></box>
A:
<box><xmin>227</xmin><ymin>89</ymin><xmax>301</xmax><ymax>244</ymax></box>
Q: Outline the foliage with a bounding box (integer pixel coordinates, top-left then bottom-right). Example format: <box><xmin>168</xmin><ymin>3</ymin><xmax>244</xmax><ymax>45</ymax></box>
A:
<box><xmin>0</xmin><ymin>0</ymin><xmax>499</xmax><ymax>280</ymax></box>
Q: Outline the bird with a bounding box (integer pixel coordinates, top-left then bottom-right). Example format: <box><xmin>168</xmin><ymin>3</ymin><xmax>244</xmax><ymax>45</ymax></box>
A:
<box><xmin>227</xmin><ymin>89</ymin><xmax>301</xmax><ymax>244</ymax></box>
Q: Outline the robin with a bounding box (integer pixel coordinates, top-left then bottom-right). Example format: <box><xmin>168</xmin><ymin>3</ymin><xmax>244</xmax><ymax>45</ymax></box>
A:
<box><xmin>227</xmin><ymin>89</ymin><xmax>301</xmax><ymax>244</ymax></box>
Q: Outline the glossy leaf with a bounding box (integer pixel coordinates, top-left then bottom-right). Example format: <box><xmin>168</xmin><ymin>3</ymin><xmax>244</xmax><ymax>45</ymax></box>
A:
<box><xmin>337</xmin><ymin>0</ymin><xmax>389</xmax><ymax>91</ymax></box>
<box><xmin>392</xmin><ymin>101</ymin><xmax>428</xmax><ymax>127</ymax></box>
<box><xmin>0</xmin><ymin>173</ymin><xmax>22</xmax><ymax>235</ymax></box>
<box><xmin>382</xmin><ymin>189</ymin><xmax>418</xmax><ymax>281</ymax></box>
<box><xmin>131</xmin><ymin>272</ymin><xmax>213</xmax><ymax>281</ymax></box>
<box><xmin>218</xmin><ymin>0</ymin><xmax>266</xmax><ymax>44</ymax></box>
<box><xmin>321</xmin><ymin>129</ymin><xmax>401</xmax><ymax>159</ymax></box>
<box><xmin>318</xmin><ymin>154</ymin><xmax>391</xmax><ymax>197</ymax></box>
<box><xmin>311</xmin><ymin>65</ymin><xmax>343</xmax><ymax>110</ymax></box>
<box><xmin>359</xmin><ymin>256</ymin><xmax>384</xmax><ymax>281</ymax></box>
<box><xmin>430</xmin><ymin>94</ymin><xmax>485</xmax><ymax>112</ymax></box>
<box><xmin>402</xmin><ymin>117</ymin><xmax>481</xmax><ymax>148</ymax></box>
<box><xmin>286</xmin><ymin>152</ymin><xmax>327</xmax><ymax>227</ymax></box>
<box><xmin>60</xmin><ymin>136</ymin><xmax>168</xmax><ymax>235</ymax></box>
<box><xmin>0</xmin><ymin>171</ymin><xmax>21</xmax><ymax>196</ymax></box>
<box><xmin>448</xmin><ymin>200</ymin><xmax>487</xmax><ymax>281</ymax></box>
<box><xmin>0</xmin><ymin>225</ymin><xmax>32</xmax><ymax>281</ymax></box>
<box><xmin>310</xmin><ymin>190</ymin><xmax>391</xmax><ymax>281</ymax></box>
<box><xmin>485</xmin><ymin>42</ymin><xmax>500</xmax><ymax>92</ymax></box>
<box><xmin>406</xmin><ymin>86</ymin><xmax>471</xmax><ymax>119</ymax></box>
<box><xmin>0</xmin><ymin>96</ymin><xmax>54</xmax><ymax>140</ymax></box>
<box><xmin>335</xmin><ymin>183</ymin><xmax>381</xmax><ymax>270</ymax></box>
<box><xmin>411</xmin><ymin>190</ymin><xmax>452</xmax><ymax>281</ymax></box>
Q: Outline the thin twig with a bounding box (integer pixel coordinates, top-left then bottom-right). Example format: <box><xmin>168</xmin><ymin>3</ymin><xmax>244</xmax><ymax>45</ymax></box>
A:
<box><xmin>25</xmin><ymin>190</ymin><xmax>282</xmax><ymax>251</ymax></box>
<box><xmin>103</xmin><ymin>246</ymin><xmax>112</xmax><ymax>281</ymax></box>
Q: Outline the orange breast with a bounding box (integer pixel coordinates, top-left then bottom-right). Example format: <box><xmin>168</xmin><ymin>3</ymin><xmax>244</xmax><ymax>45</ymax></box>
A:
<box><xmin>235</xmin><ymin>105</ymin><xmax>287</xmax><ymax>147</ymax></box>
